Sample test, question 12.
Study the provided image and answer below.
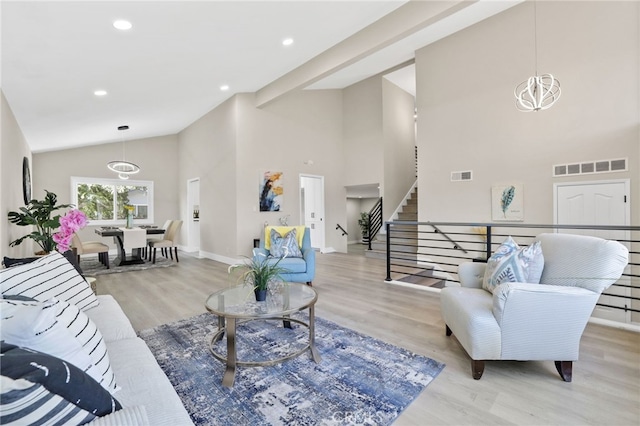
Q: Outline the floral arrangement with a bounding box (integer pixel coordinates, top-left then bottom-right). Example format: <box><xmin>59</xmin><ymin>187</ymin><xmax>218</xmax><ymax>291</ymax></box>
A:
<box><xmin>124</xmin><ymin>205</ymin><xmax>135</xmax><ymax>214</ymax></box>
<box><xmin>52</xmin><ymin>209</ymin><xmax>88</xmax><ymax>253</ymax></box>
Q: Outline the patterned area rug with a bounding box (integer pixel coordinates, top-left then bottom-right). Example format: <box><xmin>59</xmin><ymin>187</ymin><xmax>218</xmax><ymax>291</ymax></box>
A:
<box><xmin>80</xmin><ymin>254</ymin><xmax>176</xmax><ymax>276</ymax></box>
<box><xmin>139</xmin><ymin>313</ymin><xmax>445</xmax><ymax>425</ymax></box>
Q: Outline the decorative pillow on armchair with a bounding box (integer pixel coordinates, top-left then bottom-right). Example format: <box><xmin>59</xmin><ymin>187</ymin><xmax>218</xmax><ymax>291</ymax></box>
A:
<box><xmin>269</xmin><ymin>228</ymin><xmax>303</xmax><ymax>258</ymax></box>
<box><xmin>482</xmin><ymin>236</ymin><xmax>544</xmax><ymax>294</ymax></box>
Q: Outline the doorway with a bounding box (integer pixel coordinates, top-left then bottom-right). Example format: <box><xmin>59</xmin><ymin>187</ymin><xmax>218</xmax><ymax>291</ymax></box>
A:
<box><xmin>299</xmin><ymin>175</ymin><xmax>325</xmax><ymax>250</ymax></box>
<box><xmin>187</xmin><ymin>178</ymin><xmax>200</xmax><ymax>254</ymax></box>
<box><xmin>554</xmin><ymin>179</ymin><xmax>630</xmax><ymax>323</ymax></box>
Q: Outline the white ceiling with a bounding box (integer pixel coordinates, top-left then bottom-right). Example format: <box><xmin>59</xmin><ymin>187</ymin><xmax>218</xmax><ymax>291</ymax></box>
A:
<box><xmin>1</xmin><ymin>1</ymin><xmax>521</xmax><ymax>153</ymax></box>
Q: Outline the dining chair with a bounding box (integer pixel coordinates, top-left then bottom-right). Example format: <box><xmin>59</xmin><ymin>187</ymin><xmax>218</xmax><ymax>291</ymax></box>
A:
<box><xmin>143</xmin><ymin>220</ymin><xmax>172</xmax><ymax>260</ymax></box>
<box><xmin>148</xmin><ymin>220</ymin><xmax>183</xmax><ymax>264</ymax></box>
<box><xmin>71</xmin><ymin>233</ymin><xmax>110</xmax><ymax>269</ymax></box>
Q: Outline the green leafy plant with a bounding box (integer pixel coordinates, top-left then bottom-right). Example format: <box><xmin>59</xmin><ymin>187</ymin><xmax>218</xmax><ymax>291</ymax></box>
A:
<box><xmin>8</xmin><ymin>190</ymin><xmax>73</xmax><ymax>254</ymax></box>
<box><xmin>358</xmin><ymin>212</ymin><xmax>370</xmax><ymax>238</ymax></box>
<box><xmin>229</xmin><ymin>254</ymin><xmax>288</xmax><ymax>291</ymax></box>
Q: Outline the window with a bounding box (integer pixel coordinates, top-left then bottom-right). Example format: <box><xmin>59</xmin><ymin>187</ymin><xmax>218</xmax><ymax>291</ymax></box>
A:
<box><xmin>71</xmin><ymin>177</ymin><xmax>154</xmax><ymax>226</ymax></box>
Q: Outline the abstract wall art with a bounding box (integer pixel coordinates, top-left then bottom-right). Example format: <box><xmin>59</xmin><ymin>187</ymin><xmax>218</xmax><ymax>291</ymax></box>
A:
<box><xmin>259</xmin><ymin>171</ymin><xmax>283</xmax><ymax>212</ymax></box>
<box><xmin>491</xmin><ymin>183</ymin><xmax>524</xmax><ymax>221</ymax></box>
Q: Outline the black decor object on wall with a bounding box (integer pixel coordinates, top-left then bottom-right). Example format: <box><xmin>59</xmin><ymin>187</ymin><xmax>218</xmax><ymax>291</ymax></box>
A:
<box><xmin>22</xmin><ymin>156</ymin><xmax>31</xmax><ymax>205</ymax></box>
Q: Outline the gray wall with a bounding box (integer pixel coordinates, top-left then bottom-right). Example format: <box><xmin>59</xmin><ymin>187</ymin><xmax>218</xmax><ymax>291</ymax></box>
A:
<box><xmin>343</xmin><ymin>74</ymin><xmax>416</xmax><ymax>221</ymax></box>
<box><xmin>31</xmin><ymin>135</ymin><xmax>180</xmax><ymax>250</ymax></box>
<box><xmin>343</xmin><ymin>76</ymin><xmax>384</xmax><ymax>188</ymax></box>
<box><xmin>383</xmin><ymin>78</ymin><xmax>416</xmax><ymax>221</ymax></box>
<box><xmin>178</xmin><ymin>96</ymin><xmax>238</xmax><ymax>261</ymax></box>
<box><xmin>177</xmin><ymin>89</ymin><xmax>348</xmax><ymax>259</ymax></box>
<box><xmin>1</xmin><ymin>91</ymin><xmax>33</xmax><ymax>258</ymax></box>
<box><xmin>416</xmin><ymin>1</ymin><xmax>639</xmax><ymax>225</ymax></box>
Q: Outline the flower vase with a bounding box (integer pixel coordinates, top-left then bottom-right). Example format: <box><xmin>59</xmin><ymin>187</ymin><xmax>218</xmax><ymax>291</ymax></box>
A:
<box><xmin>126</xmin><ymin>212</ymin><xmax>133</xmax><ymax>229</ymax></box>
<box><xmin>254</xmin><ymin>288</ymin><xmax>267</xmax><ymax>302</ymax></box>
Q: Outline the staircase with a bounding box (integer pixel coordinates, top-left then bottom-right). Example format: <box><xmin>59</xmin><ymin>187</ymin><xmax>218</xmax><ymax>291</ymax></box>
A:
<box><xmin>365</xmin><ymin>187</ymin><xmax>418</xmax><ymax>260</ymax></box>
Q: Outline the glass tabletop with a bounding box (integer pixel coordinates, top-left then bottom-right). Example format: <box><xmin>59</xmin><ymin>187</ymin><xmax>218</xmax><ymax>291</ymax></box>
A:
<box><xmin>205</xmin><ymin>282</ymin><xmax>317</xmax><ymax>318</ymax></box>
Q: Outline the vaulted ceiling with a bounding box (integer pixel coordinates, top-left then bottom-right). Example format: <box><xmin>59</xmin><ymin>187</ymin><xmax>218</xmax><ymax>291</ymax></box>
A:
<box><xmin>1</xmin><ymin>1</ymin><xmax>521</xmax><ymax>153</ymax></box>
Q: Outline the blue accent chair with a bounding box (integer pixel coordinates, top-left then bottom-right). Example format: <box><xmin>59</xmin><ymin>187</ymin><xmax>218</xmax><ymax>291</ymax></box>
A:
<box><xmin>252</xmin><ymin>227</ymin><xmax>315</xmax><ymax>286</ymax></box>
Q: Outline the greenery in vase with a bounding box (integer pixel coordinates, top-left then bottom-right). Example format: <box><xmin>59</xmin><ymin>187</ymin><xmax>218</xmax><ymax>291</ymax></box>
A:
<box><xmin>229</xmin><ymin>254</ymin><xmax>287</xmax><ymax>291</ymax></box>
<box><xmin>7</xmin><ymin>190</ymin><xmax>73</xmax><ymax>254</ymax></box>
<box><xmin>358</xmin><ymin>211</ymin><xmax>370</xmax><ymax>238</ymax></box>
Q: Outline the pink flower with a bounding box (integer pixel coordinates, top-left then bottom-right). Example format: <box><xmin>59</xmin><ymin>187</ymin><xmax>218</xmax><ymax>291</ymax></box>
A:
<box><xmin>53</xmin><ymin>232</ymin><xmax>72</xmax><ymax>253</ymax></box>
<box><xmin>59</xmin><ymin>209</ymin><xmax>88</xmax><ymax>233</ymax></box>
<box><xmin>55</xmin><ymin>209</ymin><xmax>88</xmax><ymax>253</ymax></box>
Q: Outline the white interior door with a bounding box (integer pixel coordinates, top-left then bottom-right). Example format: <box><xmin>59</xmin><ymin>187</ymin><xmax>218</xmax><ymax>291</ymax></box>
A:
<box><xmin>300</xmin><ymin>175</ymin><xmax>325</xmax><ymax>250</ymax></box>
<box><xmin>554</xmin><ymin>180</ymin><xmax>630</xmax><ymax>323</ymax></box>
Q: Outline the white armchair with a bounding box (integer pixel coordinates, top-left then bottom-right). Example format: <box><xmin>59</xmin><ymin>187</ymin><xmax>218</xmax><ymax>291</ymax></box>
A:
<box><xmin>441</xmin><ymin>233</ymin><xmax>628</xmax><ymax>381</ymax></box>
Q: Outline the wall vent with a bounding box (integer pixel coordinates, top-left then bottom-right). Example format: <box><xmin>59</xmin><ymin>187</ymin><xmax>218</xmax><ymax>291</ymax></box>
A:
<box><xmin>451</xmin><ymin>170</ymin><xmax>473</xmax><ymax>182</ymax></box>
<box><xmin>553</xmin><ymin>158</ymin><xmax>627</xmax><ymax>177</ymax></box>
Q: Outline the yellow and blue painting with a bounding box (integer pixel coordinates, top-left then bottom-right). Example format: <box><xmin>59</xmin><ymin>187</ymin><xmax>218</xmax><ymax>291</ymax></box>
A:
<box><xmin>259</xmin><ymin>171</ymin><xmax>283</xmax><ymax>212</ymax></box>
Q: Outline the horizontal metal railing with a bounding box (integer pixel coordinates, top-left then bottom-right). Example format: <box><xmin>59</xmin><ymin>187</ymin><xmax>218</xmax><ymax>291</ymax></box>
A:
<box><xmin>384</xmin><ymin>221</ymin><xmax>640</xmax><ymax>319</ymax></box>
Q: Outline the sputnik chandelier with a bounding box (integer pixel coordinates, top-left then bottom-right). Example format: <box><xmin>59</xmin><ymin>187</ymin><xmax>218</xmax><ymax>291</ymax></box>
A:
<box><xmin>107</xmin><ymin>125</ymin><xmax>140</xmax><ymax>180</ymax></box>
<box><xmin>514</xmin><ymin>1</ymin><xmax>561</xmax><ymax>112</ymax></box>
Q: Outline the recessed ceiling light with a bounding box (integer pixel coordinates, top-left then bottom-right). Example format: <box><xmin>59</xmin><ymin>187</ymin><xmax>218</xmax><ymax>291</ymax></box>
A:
<box><xmin>94</xmin><ymin>90</ymin><xmax>107</xmax><ymax>96</ymax></box>
<box><xmin>113</xmin><ymin>20</ymin><xmax>132</xmax><ymax>30</ymax></box>
<box><xmin>282</xmin><ymin>38</ymin><xmax>294</xmax><ymax>46</ymax></box>
<box><xmin>220</xmin><ymin>85</ymin><xmax>229</xmax><ymax>91</ymax></box>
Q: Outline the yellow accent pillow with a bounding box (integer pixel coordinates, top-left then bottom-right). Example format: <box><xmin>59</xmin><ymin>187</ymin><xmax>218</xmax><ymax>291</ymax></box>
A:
<box><xmin>264</xmin><ymin>226</ymin><xmax>305</xmax><ymax>250</ymax></box>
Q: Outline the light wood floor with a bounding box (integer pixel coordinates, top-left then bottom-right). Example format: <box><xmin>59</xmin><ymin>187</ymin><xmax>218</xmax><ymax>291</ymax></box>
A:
<box><xmin>95</xmin><ymin>249</ymin><xmax>640</xmax><ymax>425</ymax></box>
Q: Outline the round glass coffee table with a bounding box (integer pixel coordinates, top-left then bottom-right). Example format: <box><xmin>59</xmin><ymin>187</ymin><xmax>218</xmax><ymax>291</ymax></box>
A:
<box><xmin>205</xmin><ymin>282</ymin><xmax>321</xmax><ymax>387</ymax></box>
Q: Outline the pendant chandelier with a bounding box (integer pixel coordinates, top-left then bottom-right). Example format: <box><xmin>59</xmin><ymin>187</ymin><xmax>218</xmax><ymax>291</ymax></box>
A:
<box><xmin>514</xmin><ymin>1</ymin><xmax>561</xmax><ymax>112</ymax></box>
<box><xmin>107</xmin><ymin>125</ymin><xmax>140</xmax><ymax>180</ymax></box>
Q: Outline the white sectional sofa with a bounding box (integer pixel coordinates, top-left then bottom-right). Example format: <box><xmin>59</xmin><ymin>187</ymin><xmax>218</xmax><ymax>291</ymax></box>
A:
<box><xmin>1</xmin><ymin>251</ymin><xmax>193</xmax><ymax>425</ymax></box>
<box><xmin>85</xmin><ymin>295</ymin><xmax>193</xmax><ymax>425</ymax></box>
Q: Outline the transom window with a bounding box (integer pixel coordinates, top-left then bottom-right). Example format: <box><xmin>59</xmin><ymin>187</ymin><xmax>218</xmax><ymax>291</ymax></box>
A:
<box><xmin>71</xmin><ymin>177</ymin><xmax>154</xmax><ymax>226</ymax></box>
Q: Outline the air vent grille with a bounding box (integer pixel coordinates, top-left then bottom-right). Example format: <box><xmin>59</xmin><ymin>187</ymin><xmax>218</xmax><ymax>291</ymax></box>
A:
<box><xmin>553</xmin><ymin>158</ymin><xmax>627</xmax><ymax>177</ymax></box>
<box><xmin>451</xmin><ymin>170</ymin><xmax>473</xmax><ymax>182</ymax></box>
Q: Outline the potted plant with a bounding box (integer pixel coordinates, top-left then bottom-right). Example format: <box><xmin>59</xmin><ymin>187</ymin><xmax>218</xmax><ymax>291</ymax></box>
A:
<box><xmin>358</xmin><ymin>212</ymin><xmax>370</xmax><ymax>244</ymax></box>
<box><xmin>8</xmin><ymin>190</ymin><xmax>73</xmax><ymax>255</ymax></box>
<box><xmin>229</xmin><ymin>254</ymin><xmax>287</xmax><ymax>301</ymax></box>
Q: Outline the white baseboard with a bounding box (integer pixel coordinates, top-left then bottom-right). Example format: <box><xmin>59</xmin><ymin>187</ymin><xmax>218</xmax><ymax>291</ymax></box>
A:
<box><xmin>588</xmin><ymin>316</ymin><xmax>640</xmax><ymax>333</ymax></box>
<box><xmin>199</xmin><ymin>250</ymin><xmax>241</xmax><ymax>266</ymax></box>
<box><xmin>385</xmin><ymin>279</ymin><xmax>442</xmax><ymax>294</ymax></box>
<box><xmin>320</xmin><ymin>247</ymin><xmax>336</xmax><ymax>254</ymax></box>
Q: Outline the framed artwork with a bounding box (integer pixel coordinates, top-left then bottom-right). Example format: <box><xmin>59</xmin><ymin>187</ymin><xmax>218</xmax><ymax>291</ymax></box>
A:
<box><xmin>491</xmin><ymin>183</ymin><xmax>524</xmax><ymax>221</ymax></box>
<box><xmin>259</xmin><ymin>171</ymin><xmax>283</xmax><ymax>212</ymax></box>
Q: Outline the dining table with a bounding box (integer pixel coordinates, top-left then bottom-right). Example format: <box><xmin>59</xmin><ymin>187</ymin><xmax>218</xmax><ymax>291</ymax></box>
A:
<box><xmin>95</xmin><ymin>226</ymin><xmax>165</xmax><ymax>266</ymax></box>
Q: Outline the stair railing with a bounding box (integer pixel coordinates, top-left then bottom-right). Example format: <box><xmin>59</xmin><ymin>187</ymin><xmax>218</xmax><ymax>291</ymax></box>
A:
<box><xmin>430</xmin><ymin>224</ymin><xmax>469</xmax><ymax>254</ymax></box>
<box><xmin>335</xmin><ymin>224</ymin><xmax>348</xmax><ymax>236</ymax></box>
<box><xmin>383</xmin><ymin>221</ymin><xmax>640</xmax><ymax>322</ymax></box>
<box><xmin>367</xmin><ymin>197</ymin><xmax>383</xmax><ymax>250</ymax></box>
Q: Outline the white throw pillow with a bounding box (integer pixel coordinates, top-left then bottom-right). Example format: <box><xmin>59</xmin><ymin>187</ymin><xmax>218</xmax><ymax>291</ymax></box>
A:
<box><xmin>0</xmin><ymin>296</ymin><xmax>120</xmax><ymax>395</ymax></box>
<box><xmin>483</xmin><ymin>236</ymin><xmax>544</xmax><ymax>294</ymax></box>
<box><xmin>0</xmin><ymin>251</ymin><xmax>98</xmax><ymax>311</ymax></box>
<box><xmin>53</xmin><ymin>298</ymin><xmax>121</xmax><ymax>395</ymax></box>
<box><xmin>0</xmin><ymin>297</ymin><xmax>94</xmax><ymax>374</ymax></box>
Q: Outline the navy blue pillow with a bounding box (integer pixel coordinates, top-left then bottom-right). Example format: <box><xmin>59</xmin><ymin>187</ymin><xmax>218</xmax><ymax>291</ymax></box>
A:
<box><xmin>2</xmin><ymin>256</ymin><xmax>39</xmax><ymax>268</ymax></box>
<box><xmin>0</xmin><ymin>342</ymin><xmax>121</xmax><ymax>424</ymax></box>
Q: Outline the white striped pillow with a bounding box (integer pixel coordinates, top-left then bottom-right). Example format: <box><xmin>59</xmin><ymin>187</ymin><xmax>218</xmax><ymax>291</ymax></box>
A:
<box><xmin>0</xmin><ymin>297</ymin><xmax>94</xmax><ymax>375</ymax></box>
<box><xmin>53</xmin><ymin>298</ymin><xmax>120</xmax><ymax>395</ymax></box>
<box><xmin>0</xmin><ymin>376</ymin><xmax>99</xmax><ymax>425</ymax></box>
<box><xmin>0</xmin><ymin>343</ymin><xmax>121</xmax><ymax>425</ymax></box>
<box><xmin>0</xmin><ymin>251</ymin><xmax>98</xmax><ymax>311</ymax></box>
<box><xmin>0</xmin><ymin>297</ymin><xmax>120</xmax><ymax>396</ymax></box>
